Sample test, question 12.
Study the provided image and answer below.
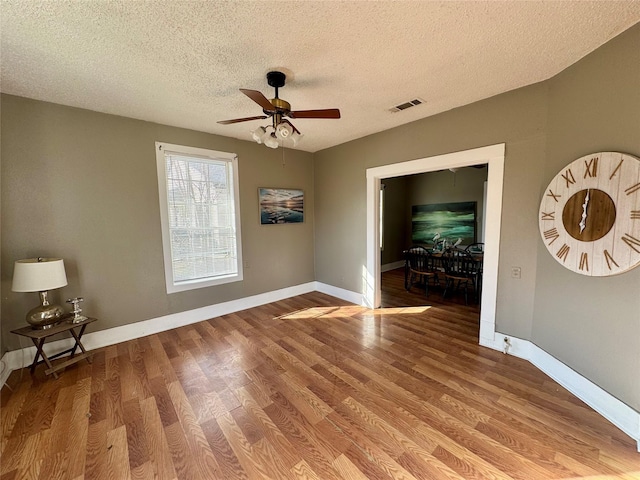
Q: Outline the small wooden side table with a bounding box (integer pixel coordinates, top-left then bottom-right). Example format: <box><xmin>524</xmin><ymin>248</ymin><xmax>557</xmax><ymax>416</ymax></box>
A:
<box><xmin>11</xmin><ymin>317</ymin><xmax>97</xmax><ymax>379</ymax></box>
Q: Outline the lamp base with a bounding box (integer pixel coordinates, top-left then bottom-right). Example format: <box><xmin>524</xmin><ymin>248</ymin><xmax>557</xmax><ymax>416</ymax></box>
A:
<box><xmin>26</xmin><ymin>291</ymin><xmax>66</xmax><ymax>329</ymax></box>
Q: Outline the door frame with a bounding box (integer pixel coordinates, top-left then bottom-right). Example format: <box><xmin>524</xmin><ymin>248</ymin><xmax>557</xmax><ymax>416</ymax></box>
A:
<box><xmin>365</xmin><ymin>143</ymin><xmax>505</xmax><ymax>344</ymax></box>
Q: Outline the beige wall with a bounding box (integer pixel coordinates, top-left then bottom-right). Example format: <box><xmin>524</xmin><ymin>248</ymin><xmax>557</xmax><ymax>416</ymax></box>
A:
<box><xmin>532</xmin><ymin>25</ymin><xmax>640</xmax><ymax>410</ymax></box>
<box><xmin>1</xmin><ymin>96</ymin><xmax>315</xmax><ymax>353</ymax></box>
<box><xmin>314</xmin><ymin>25</ymin><xmax>639</xmax><ymax>410</ymax></box>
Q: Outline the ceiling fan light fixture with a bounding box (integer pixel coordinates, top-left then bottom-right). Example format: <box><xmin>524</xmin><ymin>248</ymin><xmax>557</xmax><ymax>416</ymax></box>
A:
<box><xmin>251</xmin><ymin>126</ymin><xmax>267</xmax><ymax>144</ymax></box>
<box><xmin>219</xmin><ymin>71</ymin><xmax>341</xmax><ymax>149</ymax></box>
<box><xmin>275</xmin><ymin>122</ymin><xmax>293</xmax><ymax>139</ymax></box>
<box><xmin>264</xmin><ymin>132</ymin><xmax>279</xmax><ymax>149</ymax></box>
<box><xmin>290</xmin><ymin>130</ymin><xmax>303</xmax><ymax>147</ymax></box>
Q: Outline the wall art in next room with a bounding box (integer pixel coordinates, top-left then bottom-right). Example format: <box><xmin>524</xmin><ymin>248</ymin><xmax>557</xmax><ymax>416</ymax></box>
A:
<box><xmin>412</xmin><ymin>201</ymin><xmax>476</xmax><ymax>245</ymax></box>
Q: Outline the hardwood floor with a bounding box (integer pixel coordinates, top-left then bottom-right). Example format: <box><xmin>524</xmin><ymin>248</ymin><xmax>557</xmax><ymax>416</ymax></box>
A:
<box><xmin>2</xmin><ymin>270</ymin><xmax>638</xmax><ymax>479</ymax></box>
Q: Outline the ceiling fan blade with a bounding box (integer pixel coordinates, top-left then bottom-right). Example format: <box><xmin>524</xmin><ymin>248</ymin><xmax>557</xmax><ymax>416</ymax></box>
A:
<box><xmin>240</xmin><ymin>89</ymin><xmax>275</xmax><ymax>111</ymax></box>
<box><xmin>288</xmin><ymin>108</ymin><xmax>341</xmax><ymax>119</ymax></box>
<box><xmin>217</xmin><ymin>115</ymin><xmax>267</xmax><ymax>125</ymax></box>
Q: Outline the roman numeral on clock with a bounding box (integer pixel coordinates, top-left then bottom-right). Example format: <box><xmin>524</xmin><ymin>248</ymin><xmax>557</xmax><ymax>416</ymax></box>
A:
<box><xmin>561</xmin><ymin>169</ymin><xmax>575</xmax><ymax>188</ymax></box>
<box><xmin>621</xmin><ymin>234</ymin><xmax>640</xmax><ymax>253</ymax></box>
<box><xmin>547</xmin><ymin>190</ymin><xmax>561</xmax><ymax>202</ymax></box>
<box><xmin>556</xmin><ymin>244</ymin><xmax>570</xmax><ymax>262</ymax></box>
<box><xmin>609</xmin><ymin>158</ymin><xmax>624</xmax><ymax>179</ymax></box>
<box><xmin>579</xmin><ymin>252</ymin><xmax>589</xmax><ymax>271</ymax></box>
<box><xmin>544</xmin><ymin>228</ymin><xmax>560</xmax><ymax>245</ymax></box>
<box><xmin>604</xmin><ymin>249</ymin><xmax>619</xmax><ymax>270</ymax></box>
<box><xmin>584</xmin><ymin>157</ymin><xmax>598</xmax><ymax>178</ymax></box>
<box><xmin>631</xmin><ymin>211</ymin><xmax>640</xmax><ymax>220</ymax></box>
<box><xmin>625</xmin><ymin>183</ymin><xmax>640</xmax><ymax>195</ymax></box>
<box><xmin>540</xmin><ymin>211</ymin><xmax>555</xmax><ymax>221</ymax></box>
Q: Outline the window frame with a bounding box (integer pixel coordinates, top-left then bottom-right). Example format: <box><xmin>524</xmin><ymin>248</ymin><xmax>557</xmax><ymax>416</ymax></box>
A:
<box><xmin>155</xmin><ymin>141</ymin><xmax>243</xmax><ymax>294</ymax></box>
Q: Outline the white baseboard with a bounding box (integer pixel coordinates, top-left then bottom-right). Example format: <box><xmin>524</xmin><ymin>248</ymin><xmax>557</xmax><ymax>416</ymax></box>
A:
<box><xmin>381</xmin><ymin>260</ymin><xmax>404</xmax><ymax>273</ymax></box>
<box><xmin>314</xmin><ymin>281</ymin><xmax>365</xmax><ymax>306</ymax></box>
<box><xmin>480</xmin><ymin>333</ymin><xmax>640</xmax><ymax>452</ymax></box>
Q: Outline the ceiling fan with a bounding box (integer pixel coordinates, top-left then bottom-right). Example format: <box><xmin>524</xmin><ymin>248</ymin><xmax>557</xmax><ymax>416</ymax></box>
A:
<box><xmin>218</xmin><ymin>71</ymin><xmax>341</xmax><ymax>148</ymax></box>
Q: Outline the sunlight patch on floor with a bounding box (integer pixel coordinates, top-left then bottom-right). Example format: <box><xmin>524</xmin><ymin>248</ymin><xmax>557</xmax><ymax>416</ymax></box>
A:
<box><xmin>275</xmin><ymin>306</ymin><xmax>344</xmax><ymax>320</ymax></box>
<box><xmin>276</xmin><ymin>305</ymin><xmax>431</xmax><ymax>321</ymax></box>
<box><xmin>372</xmin><ymin>306</ymin><xmax>432</xmax><ymax>315</ymax></box>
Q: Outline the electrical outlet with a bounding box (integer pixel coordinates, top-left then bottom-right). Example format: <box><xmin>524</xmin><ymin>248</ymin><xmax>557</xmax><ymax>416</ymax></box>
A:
<box><xmin>511</xmin><ymin>266</ymin><xmax>521</xmax><ymax>279</ymax></box>
<box><xmin>244</xmin><ymin>261</ymin><xmax>249</xmax><ymax>269</ymax></box>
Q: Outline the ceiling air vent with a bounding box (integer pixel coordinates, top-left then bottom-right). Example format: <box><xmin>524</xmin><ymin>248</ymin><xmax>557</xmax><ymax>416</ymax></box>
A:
<box><xmin>389</xmin><ymin>98</ymin><xmax>425</xmax><ymax>113</ymax></box>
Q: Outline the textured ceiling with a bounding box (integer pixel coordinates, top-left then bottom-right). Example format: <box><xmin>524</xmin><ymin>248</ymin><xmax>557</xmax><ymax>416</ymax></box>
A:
<box><xmin>2</xmin><ymin>1</ymin><xmax>639</xmax><ymax>152</ymax></box>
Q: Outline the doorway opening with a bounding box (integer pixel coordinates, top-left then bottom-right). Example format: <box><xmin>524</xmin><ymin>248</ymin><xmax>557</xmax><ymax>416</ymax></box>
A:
<box><xmin>365</xmin><ymin>143</ymin><xmax>505</xmax><ymax>344</ymax></box>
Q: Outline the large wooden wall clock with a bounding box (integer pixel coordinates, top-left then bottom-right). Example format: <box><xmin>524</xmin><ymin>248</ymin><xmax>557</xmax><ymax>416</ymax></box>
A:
<box><xmin>539</xmin><ymin>152</ymin><xmax>640</xmax><ymax>276</ymax></box>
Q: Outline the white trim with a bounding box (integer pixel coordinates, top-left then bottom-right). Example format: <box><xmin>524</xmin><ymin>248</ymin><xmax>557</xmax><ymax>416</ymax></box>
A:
<box><xmin>381</xmin><ymin>260</ymin><xmax>405</xmax><ymax>273</ymax></box>
<box><xmin>365</xmin><ymin>143</ymin><xmax>505</xmax><ymax>343</ymax></box>
<box><xmin>481</xmin><ymin>334</ymin><xmax>640</xmax><ymax>451</ymax></box>
<box><xmin>314</xmin><ymin>281</ymin><xmax>366</xmax><ymax>306</ymax></box>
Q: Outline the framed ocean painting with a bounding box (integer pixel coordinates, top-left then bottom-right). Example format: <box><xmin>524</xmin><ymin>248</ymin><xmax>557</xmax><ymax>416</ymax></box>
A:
<box><xmin>259</xmin><ymin>188</ymin><xmax>304</xmax><ymax>225</ymax></box>
<box><xmin>411</xmin><ymin>201</ymin><xmax>476</xmax><ymax>245</ymax></box>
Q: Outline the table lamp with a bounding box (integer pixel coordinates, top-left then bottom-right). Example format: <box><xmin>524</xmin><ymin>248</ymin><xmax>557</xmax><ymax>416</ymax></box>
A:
<box><xmin>12</xmin><ymin>257</ymin><xmax>68</xmax><ymax>329</ymax></box>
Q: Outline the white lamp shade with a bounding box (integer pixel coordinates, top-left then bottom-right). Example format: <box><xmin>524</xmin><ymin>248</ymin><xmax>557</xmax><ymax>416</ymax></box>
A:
<box><xmin>12</xmin><ymin>258</ymin><xmax>68</xmax><ymax>292</ymax></box>
<box><xmin>264</xmin><ymin>133</ymin><xmax>279</xmax><ymax>149</ymax></box>
<box><xmin>251</xmin><ymin>126</ymin><xmax>267</xmax><ymax>144</ymax></box>
<box><xmin>276</xmin><ymin>122</ymin><xmax>293</xmax><ymax>139</ymax></box>
<box><xmin>290</xmin><ymin>131</ymin><xmax>303</xmax><ymax>147</ymax></box>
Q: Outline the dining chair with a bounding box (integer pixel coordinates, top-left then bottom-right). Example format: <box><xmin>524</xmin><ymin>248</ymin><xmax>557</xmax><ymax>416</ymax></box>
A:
<box><xmin>464</xmin><ymin>242</ymin><xmax>484</xmax><ymax>295</ymax></box>
<box><xmin>464</xmin><ymin>242</ymin><xmax>484</xmax><ymax>254</ymax></box>
<box><xmin>441</xmin><ymin>248</ymin><xmax>480</xmax><ymax>304</ymax></box>
<box><xmin>405</xmin><ymin>245</ymin><xmax>440</xmax><ymax>297</ymax></box>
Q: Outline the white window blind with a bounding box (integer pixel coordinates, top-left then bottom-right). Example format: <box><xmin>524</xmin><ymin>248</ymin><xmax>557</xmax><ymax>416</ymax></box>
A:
<box><xmin>156</xmin><ymin>142</ymin><xmax>242</xmax><ymax>293</ymax></box>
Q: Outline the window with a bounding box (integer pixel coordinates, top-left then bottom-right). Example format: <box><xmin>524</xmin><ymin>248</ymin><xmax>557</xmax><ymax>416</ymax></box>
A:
<box><xmin>156</xmin><ymin>142</ymin><xmax>242</xmax><ymax>293</ymax></box>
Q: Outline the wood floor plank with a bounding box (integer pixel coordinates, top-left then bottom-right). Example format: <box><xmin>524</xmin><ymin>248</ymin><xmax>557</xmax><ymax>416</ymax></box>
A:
<box><xmin>263</xmin><ymin>400</ymin><xmax>343</xmax><ymax>480</ymax></box>
<box><xmin>104</xmin><ymin>356</ymin><xmax>124</xmax><ymax>431</ymax></box>
<box><xmin>289</xmin><ymin>459</ymin><xmax>323</xmax><ymax>480</ymax></box>
<box><xmin>331</xmin><ymin>453</ymin><xmax>371</xmax><ymax>480</ymax></box>
<box><xmin>216</xmin><ymin>412</ymin><xmax>273</xmax><ymax>480</ymax></box>
<box><xmin>200</xmin><ymin>416</ymin><xmax>248</xmax><ymax>480</ymax></box>
<box><xmin>164</xmin><ymin>421</ymin><xmax>200</xmax><ymax>480</ymax></box>
<box><xmin>123</xmin><ymin>398</ymin><xmax>150</xmax><ymax>471</ymax></box>
<box><xmin>106</xmin><ymin>425</ymin><xmax>132</xmax><ymax>480</ymax></box>
<box><xmin>65</xmin><ymin>377</ymin><xmax>92</xmax><ymax>479</ymax></box>
<box><xmin>14</xmin><ymin>429</ymin><xmax>46</xmax><ymax>480</ymax></box>
<box><xmin>139</xmin><ymin>396</ymin><xmax>178</xmax><ymax>480</ymax></box>
<box><xmin>130</xmin><ymin>460</ymin><xmax>155</xmax><ymax>480</ymax></box>
<box><xmin>166</xmin><ymin>381</ymin><xmax>220</xmax><ymax>479</ymax></box>
<box><xmin>1</xmin><ymin>271</ymin><xmax>637</xmax><ymax>478</ymax></box>
<box><xmin>84</xmin><ymin>419</ymin><xmax>108</xmax><ymax>480</ymax></box>
<box><xmin>235</xmin><ymin>384</ymin><xmax>302</xmax><ymax>470</ymax></box>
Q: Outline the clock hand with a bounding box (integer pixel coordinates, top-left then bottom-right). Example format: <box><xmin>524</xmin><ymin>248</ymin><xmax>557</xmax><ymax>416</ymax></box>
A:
<box><xmin>579</xmin><ymin>189</ymin><xmax>590</xmax><ymax>234</ymax></box>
